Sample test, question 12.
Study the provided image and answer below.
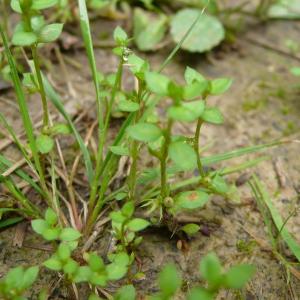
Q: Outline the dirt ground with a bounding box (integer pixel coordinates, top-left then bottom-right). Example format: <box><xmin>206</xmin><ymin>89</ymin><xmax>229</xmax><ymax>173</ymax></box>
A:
<box><xmin>1</xmin><ymin>13</ymin><xmax>300</xmax><ymax>300</ymax></box>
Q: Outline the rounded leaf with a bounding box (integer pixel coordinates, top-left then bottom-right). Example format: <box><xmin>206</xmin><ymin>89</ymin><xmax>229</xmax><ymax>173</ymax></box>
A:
<box><xmin>210</xmin><ymin>78</ymin><xmax>232</xmax><ymax>95</ymax></box>
<box><xmin>171</xmin><ymin>9</ymin><xmax>225</xmax><ymax>53</ymax></box>
<box><xmin>169</xmin><ymin>141</ymin><xmax>197</xmax><ymax>171</ymax></box>
<box><xmin>31</xmin><ymin>219</ymin><xmax>48</xmax><ymax>234</ymax></box>
<box><xmin>175</xmin><ymin>190</ymin><xmax>209</xmax><ymax>209</ymax></box>
<box><xmin>159</xmin><ymin>264</ymin><xmax>182</xmax><ymax>297</ymax></box>
<box><xmin>181</xmin><ymin>223</ymin><xmax>200</xmax><ymax>235</ymax></box>
<box><xmin>201</xmin><ymin>107</ymin><xmax>224</xmax><ymax>125</ymax></box>
<box><xmin>225</xmin><ymin>264</ymin><xmax>256</xmax><ymax>289</ymax></box>
<box><xmin>59</xmin><ymin>228</ymin><xmax>81</xmax><ymax>241</ymax></box>
<box><xmin>38</xmin><ymin>23</ymin><xmax>63</xmax><ymax>43</ymax></box>
<box><xmin>127</xmin><ymin>123</ymin><xmax>162</xmax><ymax>143</ymax></box>
<box><xmin>45</xmin><ymin>208</ymin><xmax>58</xmax><ymax>225</ymax></box>
<box><xmin>44</xmin><ymin>257</ymin><xmax>62</xmax><ymax>271</ymax></box>
<box><xmin>127</xmin><ymin>218</ymin><xmax>150</xmax><ymax>232</ymax></box>
<box><xmin>31</xmin><ymin>0</ymin><xmax>59</xmax><ymax>10</ymax></box>
<box><xmin>200</xmin><ymin>252</ymin><xmax>223</xmax><ymax>286</ymax></box>
<box><xmin>36</xmin><ymin>134</ymin><xmax>54</xmax><ymax>154</ymax></box>
<box><xmin>12</xmin><ymin>31</ymin><xmax>37</xmax><ymax>46</ymax></box>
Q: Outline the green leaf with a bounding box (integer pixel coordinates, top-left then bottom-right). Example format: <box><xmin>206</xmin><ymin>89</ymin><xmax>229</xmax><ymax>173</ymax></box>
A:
<box><xmin>38</xmin><ymin>23</ymin><xmax>63</xmax><ymax>43</ymax></box>
<box><xmin>21</xmin><ymin>266</ymin><xmax>39</xmax><ymax>289</ymax></box>
<box><xmin>159</xmin><ymin>264</ymin><xmax>182</xmax><ymax>297</ymax></box>
<box><xmin>90</xmin><ymin>273</ymin><xmax>107</xmax><ymax>286</ymax></box>
<box><xmin>291</xmin><ymin>67</ymin><xmax>300</xmax><ymax>76</ymax></box>
<box><xmin>211</xmin><ymin>174</ymin><xmax>229</xmax><ymax>194</ymax></box>
<box><xmin>63</xmin><ymin>259</ymin><xmax>78</xmax><ymax>275</ymax></box>
<box><xmin>42</xmin><ymin>227</ymin><xmax>61</xmax><ymax>241</ymax></box>
<box><xmin>44</xmin><ymin>256</ymin><xmax>62</xmax><ymax>271</ymax></box>
<box><xmin>31</xmin><ymin>0</ymin><xmax>59</xmax><ymax>10</ymax></box>
<box><xmin>188</xmin><ymin>287</ymin><xmax>214</xmax><ymax>300</ymax></box>
<box><xmin>59</xmin><ymin>228</ymin><xmax>81</xmax><ymax>241</ymax></box>
<box><xmin>73</xmin><ymin>266</ymin><xmax>92</xmax><ymax>283</ymax></box>
<box><xmin>45</xmin><ymin>208</ymin><xmax>58</xmax><ymax>225</ymax></box>
<box><xmin>210</xmin><ymin>78</ymin><xmax>232</xmax><ymax>95</ymax></box>
<box><xmin>167</xmin><ymin>106</ymin><xmax>197</xmax><ymax>122</ymax></box>
<box><xmin>127</xmin><ymin>218</ymin><xmax>150</xmax><ymax>232</ymax></box>
<box><xmin>170</xmin><ymin>9</ymin><xmax>225</xmax><ymax>53</ymax></box>
<box><xmin>36</xmin><ymin>134</ymin><xmax>54</xmax><ymax>154</ymax></box>
<box><xmin>201</xmin><ymin>107</ymin><xmax>224</xmax><ymax>124</ymax></box>
<box><xmin>114</xmin><ymin>285</ymin><xmax>136</xmax><ymax>300</ymax></box>
<box><xmin>184</xmin><ymin>81</ymin><xmax>208</xmax><ymax>100</ymax></box>
<box><xmin>121</xmin><ymin>201</ymin><xmax>135</xmax><ymax>218</ymax></box>
<box><xmin>200</xmin><ymin>253</ymin><xmax>223</xmax><ymax>287</ymax></box>
<box><xmin>106</xmin><ymin>263</ymin><xmax>128</xmax><ymax>281</ymax></box>
<box><xmin>109</xmin><ymin>146</ymin><xmax>129</xmax><ymax>156</ymax></box>
<box><xmin>31</xmin><ymin>219</ymin><xmax>48</xmax><ymax>235</ymax></box>
<box><xmin>87</xmin><ymin>253</ymin><xmax>104</xmax><ymax>272</ymax></box>
<box><xmin>225</xmin><ymin>264</ymin><xmax>255</xmax><ymax>289</ymax></box>
<box><xmin>133</xmin><ymin>8</ymin><xmax>167</xmax><ymax>51</ymax></box>
<box><xmin>145</xmin><ymin>72</ymin><xmax>170</xmax><ymax>96</ymax></box>
<box><xmin>184</xmin><ymin>66</ymin><xmax>206</xmax><ymax>84</ymax></box>
<box><xmin>12</xmin><ymin>31</ymin><xmax>37</xmax><ymax>46</ymax></box>
<box><xmin>175</xmin><ymin>190</ymin><xmax>209</xmax><ymax>209</ymax></box>
<box><xmin>181</xmin><ymin>223</ymin><xmax>200</xmax><ymax>235</ymax></box>
<box><xmin>5</xmin><ymin>267</ymin><xmax>24</xmax><ymax>287</ymax></box>
<box><xmin>127</xmin><ymin>123</ymin><xmax>162</xmax><ymax>142</ymax></box>
<box><xmin>57</xmin><ymin>243</ymin><xmax>71</xmax><ymax>261</ymax></box>
<box><xmin>128</xmin><ymin>54</ymin><xmax>149</xmax><ymax>78</ymax></box>
<box><xmin>167</xmin><ymin>101</ymin><xmax>205</xmax><ymax>122</ymax></box>
<box><xmin>11</xmin><ymin>0</ymin><xmax>22</xmax><ymax>13</ymax></box>
<box><xmin>110</xmin><ymin>211</ymin><xmax>126</xmax><ymax>224</ymax></box>
<box><xmin>118</xmin><ymin>99</ymin><xmax>140</xmax><ymax>112</ymax></box>
<box><xmin>169</xmin><ymin>141</ymin><xmax>197</xmax><ymax>171</ymax></box>
<box><xmin>268</xmin><ymin>0</ymin><xmax>300</xmax><ymax>19</ymax></box>
<box><xmin>30</xmin><ymin>16</ymin><xmax>45</xmax><ymax>32</ymax></box>
<box><xmin>113</xmin><ymin>26</ymin><xmax>128</xmax><ymax>44</ymax></box>
<box><xmin>50</xmin><ymin>123</ymin><xmax>71</xmax><ymax>135</ymax></box>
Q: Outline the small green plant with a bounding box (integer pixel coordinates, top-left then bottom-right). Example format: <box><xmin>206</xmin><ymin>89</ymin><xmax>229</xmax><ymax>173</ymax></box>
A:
<box><xmin>0</xmin><ymin>0</ymin><xmax>282</xmax><ymax>296</ymax></box>
<box><xmin>0</xmin><ymin>266</ymin><xmax>39</xmax><ymax>300</ymax></box>
<box><xmin>102</xmin><ymin>252</ymin><xmax>254</xmax><ymax>300</ymax></box>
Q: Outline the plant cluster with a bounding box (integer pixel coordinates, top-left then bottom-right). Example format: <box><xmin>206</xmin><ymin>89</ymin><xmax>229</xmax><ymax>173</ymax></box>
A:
<box><xmin>0</xmin><ymin>0</ymin><xmax>280</xmax><ymax>297</ymax></box>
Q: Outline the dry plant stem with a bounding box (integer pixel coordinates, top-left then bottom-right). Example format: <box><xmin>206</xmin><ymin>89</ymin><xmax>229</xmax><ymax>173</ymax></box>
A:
<box><xmin>194</xmin><ymin>118</ymin><xmax>206</xmax><ymax>178</ymax></box>
<box><xmin>160</xmin><ymin>119</ymin><xmax>173</xmax><ymax>199</ymax></box>
<box><xmin>128</xmin><ymin>82</ymin><xmax>143</xmax><ymax>201</ymax></box>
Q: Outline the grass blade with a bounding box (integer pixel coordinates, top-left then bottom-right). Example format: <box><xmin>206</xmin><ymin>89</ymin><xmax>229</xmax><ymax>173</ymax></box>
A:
<box><xmin>77</xmin><ymin>0</ymin><xmax>103</xmax><ymax>130</ymax></box>
<box><xmin>0</xmin><ymin>154</ymin><xmax>44</xmax><ymax>196</ymax></box>
<box><xmin>0</xmin><ymin>25</ymin><xmax>48</xmax><ymax>200</ymax></box>
<box><xmin>250</xmin><ymin>175</ymin><xmax>300</xmax><ymax>262</ymax></box>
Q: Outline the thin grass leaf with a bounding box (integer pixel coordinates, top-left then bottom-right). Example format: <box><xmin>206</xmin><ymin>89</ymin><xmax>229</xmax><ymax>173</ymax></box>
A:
<box><xmin>42</xmin><ymin>76</ymin><xmax>94</xmax><ymax>184</ymax></box>
<box><xmin>0</xmin><ymin>154</ymin><xmax>44</xmax><ymax>196</ymax></box>
<box><xmin>1</xmin><ymin>177</ymin><xmax>40</xmax><ymax>217</ymax></box>
<box><xmin>158</xmin><ymin>3</ymin><xmax>209</xmax><ymax>72</ymax></box>
<box><xmin>0</xmin><ymin>216</ymin><xmax>24</xmax><ymax>229</ymax></box>
<box><xmin>0</xmin><ymin>112</ymin><xmax>36</xmax><ymax>173</ymax></box>
<box><xmin>250</xmin><ymin>176</ymin><xmax>300</xmax><ymax>262</ymax></box>
<box><xmin>202</xmin><ymin>141</ymin><xmax>283</xmax><ymax>166</ymax></box>
<box><xmin>77</xmin><ymin>0</ymin><xmax>103</xmax><ymax>129</ymax></box>
<box><xmin>0</xmin><ymin>26</ymin><xmax>46</xmax><ymax>194</ymax></box>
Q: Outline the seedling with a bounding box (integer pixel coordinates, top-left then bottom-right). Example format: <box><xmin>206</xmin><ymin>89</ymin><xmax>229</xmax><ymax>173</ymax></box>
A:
<box><xmin>0</xmin><ymin>0</ymin><xmax>282</xmax><ymax>297</ymax></box>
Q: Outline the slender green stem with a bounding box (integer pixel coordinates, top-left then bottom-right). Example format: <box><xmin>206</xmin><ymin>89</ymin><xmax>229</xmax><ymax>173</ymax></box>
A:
<box><xmin>128</xmin><ymin>82</ymin><xmax>144</xmax><ymax>201</ymax></box>
<box><xmin>88</xmin><ymin>58</ymin><xmax>124</xmax><ymax>214</ymax></box>
<box><xmin>31</xmin><ymin>45</ymin><xmax>49</xmax><ymax>129</ymax></box>
<box><xmin>194</xmin><ymin>118</ymin><xmax>206</xmax><ymax>178</ymax></box>
<box><xmin>160</xmin><ymin>120</ymin><xmax>173</xmax><ymax>199</ymax></box>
